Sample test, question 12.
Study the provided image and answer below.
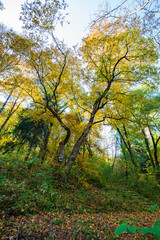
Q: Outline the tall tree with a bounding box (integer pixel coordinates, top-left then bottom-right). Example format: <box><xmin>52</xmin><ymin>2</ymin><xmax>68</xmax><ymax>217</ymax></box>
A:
<box><xmin>63</xmin><ymin>24</ymin><xmax>158</xmax><ymax>178</ymax></box>
<box><xmin>7</xmin><ymin>0</ymin><xmax>158</xmax><ymax>181</ymax></box>
<box><xmin>109</xmin><ymin>87</ymin><xmax>160</xmax><ymax>175</ymax></box>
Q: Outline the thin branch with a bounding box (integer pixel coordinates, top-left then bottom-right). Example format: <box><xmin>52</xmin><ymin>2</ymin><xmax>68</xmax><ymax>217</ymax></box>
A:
<box><xmin>50</xmin><ymin>30</ymin><xmax>65</xmax><ymax>56</ymax></box>
<box><xmin>30</xmin><ymin>56</ymin><xmax>49</xmax><ymax>105</ymax></box>
<box><xmin>127</xmin><ymin>0</ymin><xmax>152</xmax><ymax>17</ymax></box>
<box><xmin>88</xmin><ymin>55</ymin><xmax>108</xmax><ymax>80</ymax></box>
<box><xmin>92</xmin><ymin>116</ymin><xmax>106</xmax><ymax>125</ymax></box>
<box><xmin>71</xmin><ymin>85</ymin><xmax>91</xmax><ymax>114</ymax></box>
<box><xmin>94</xmin><ymin>0</ymin><xmax>153</xmax><ymax>24</ymax></box>
<box><xmin>112</xmin><ymin>43</ymin><xmax>129</xmax><ymax>80</ymax></box>
<box><xmin>93</xmin><ymin>0</ymin><xmax>128</xmax><ymax>24</ymax></box>
<box><xmin>50</xmin><ymin>52</ymin><xmax>68</xmax><ymax>107</ymax></box>
<box><xmin>156</xmin><ymin>136</ymin><xmax>160</xmax><ymax>146</ymax></box>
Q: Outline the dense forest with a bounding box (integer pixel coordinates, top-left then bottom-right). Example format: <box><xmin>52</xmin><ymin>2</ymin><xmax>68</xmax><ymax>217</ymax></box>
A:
<box><xmin>0</xmin><ymin>0</ymin><xmax>160</xmax><ymax>239</ymax></box>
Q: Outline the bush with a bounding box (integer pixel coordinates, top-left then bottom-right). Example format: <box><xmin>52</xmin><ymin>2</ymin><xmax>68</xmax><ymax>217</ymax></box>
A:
<box><xmin>70</xmin><ymin>156</ymin><xmax>109</xmax><ymax>188</ymax></box>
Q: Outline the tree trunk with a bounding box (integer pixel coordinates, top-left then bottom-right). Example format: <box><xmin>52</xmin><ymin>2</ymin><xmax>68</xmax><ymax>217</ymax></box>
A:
<box><xmin>61</xmin><ymin>82</ymin><xmax>113</xmax><ymax>181</ymax></box>
<box><xmin>121</xmin><ymin>139</ymin><xmax>128</xmax><ymax>177</ymax></box>
<box><xmin>141</xmin><ymin>128</ymin><xmax>155</xmax><ymax>168</ymax></box>
<box><xmin>148</xmin><ymin>126</ymin><xmax>159</xmax><ymax>169</ymax></box>
<box><xmin>60</xmin><ymin>80</ymin><xmax>112</xmax><ymax>181</ymax></box>
<box><xmin>0</xmin><ymin>87</ymin><xmax>14</xmax><ymax>114</ymax></box>
<box><xmin>117</xmin><ymin>126</ymin><xmax>137</xmax><ymax>167</ymax></box>
<box><xmin>86</xmin><ymin>140</ymin><xmax>93</xmax><ymax>159</ymax></box>
<box><xmin>64</xmin><ymin>127</ymin><xmax>91</xmax><ymax>178</ymax></box>
<box><xmin>112</xmin><ymin>135</ymin><xmax>119</xmax><ymax>169</ymax></box>
<box><xmin>47</xmin><ymin>106</ymin><xmax>71</xmax><ymax>163</ymax></box>
<box><xmin>0</xmin><ymin>96</ymin><xmax>22</xmax><ymax>132</ymax></box>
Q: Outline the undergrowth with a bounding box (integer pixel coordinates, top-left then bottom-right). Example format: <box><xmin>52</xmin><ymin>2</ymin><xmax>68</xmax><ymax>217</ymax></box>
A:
<box><xmin>0</xmin><ymin>153</ymin><xmax>160</xmax><ymax>216</ymax></box>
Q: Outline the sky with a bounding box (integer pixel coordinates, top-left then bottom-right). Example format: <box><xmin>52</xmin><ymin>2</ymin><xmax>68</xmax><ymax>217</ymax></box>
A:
<box><xmin>0</xmin><ymin>0</ymin><xmax>120</xmax><ymax>47</ymax></box>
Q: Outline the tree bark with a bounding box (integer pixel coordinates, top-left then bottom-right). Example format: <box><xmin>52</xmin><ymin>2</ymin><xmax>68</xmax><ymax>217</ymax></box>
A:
<box><xmin>148</xmin><ymin>126</ymin><xmax>160</xmax><ymax>169</ymax></box>
<box><xmin>47</xmin><ymin>106</ymin><xmax>71</xmax><ymax>163</ymax></box>
<box><xmin>65</xmin><ymin>127</ymin><xmax>91</xmax><ymax>176</ymax></box>
<box><xmin>0</xmin><ymin>87</ymin><xmax>14</xmax><ymax>114</ymax></box>
<box><xmin>141</xmin><ymin>128</ymin><xmax>155</xmax><ymax>168</ymax></box>
<box><xmin>121</xmin><ymin>138</ymin><xmax>128</xmax><ymax>177</ymax></box>
<box><xmin>0</xmin><ymin>96</ymin><xmax>22</xmax><ymax>132</ymax></box>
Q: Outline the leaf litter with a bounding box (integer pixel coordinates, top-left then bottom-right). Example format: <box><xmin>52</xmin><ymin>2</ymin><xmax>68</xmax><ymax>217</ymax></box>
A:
<box><xmin>0</xmin><ymin>209</ymin><xmax>159</xmax><ymax>239</ymax></box>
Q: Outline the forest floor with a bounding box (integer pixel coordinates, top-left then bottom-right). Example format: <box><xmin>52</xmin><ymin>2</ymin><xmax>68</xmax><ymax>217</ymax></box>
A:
<box><xmin>0</xmin><ymin>184</ymin><xmax>160</xmax><ymax>240</ymax></box>
<box><xmin>0</xmin><ymin>210</ymin><xmax>160</xmax><ymax>239</ymax></box>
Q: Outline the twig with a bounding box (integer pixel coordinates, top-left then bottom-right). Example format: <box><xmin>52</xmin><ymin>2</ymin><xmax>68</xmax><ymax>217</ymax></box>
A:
<box><xmin>16</xmin><ymin>218</ymin><xmax>22</xmax><ymax>240</ymax></box>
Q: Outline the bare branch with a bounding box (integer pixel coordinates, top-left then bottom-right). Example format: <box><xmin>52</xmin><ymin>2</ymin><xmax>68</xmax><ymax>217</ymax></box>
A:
<box><xmin>93</xmin><ymin>0</ymin><xmax>128</xmax><ymax>24</ymax></box>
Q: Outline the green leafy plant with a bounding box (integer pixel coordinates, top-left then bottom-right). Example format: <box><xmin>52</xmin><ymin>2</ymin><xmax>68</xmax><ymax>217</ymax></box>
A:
<box><xmin>150</xmin><ymin>204</ymin><xmax>158</xmax><ymax>213</ymax></box>
<box><xmin>115</xmin><ymin>218</ymin><xmax>160</xmax><ymax>240</ymax></box>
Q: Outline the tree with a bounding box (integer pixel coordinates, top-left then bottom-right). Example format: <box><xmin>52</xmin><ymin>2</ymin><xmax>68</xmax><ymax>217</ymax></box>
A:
<box><xmin>0</xmin><ymin>24</ymin><xmax>20</xmax><ymax>75</ymax></box>
<box><xmin>13</xmin><ymin>111</ymin><xmax>50</xmax><ymax>165</ymax></box>
<box><xmin>130</xmin><ymin>90</ymin><xmax>160</xmax><ymax>170</ymax></box>
<box><xmin>62</xmin><ymin>24</ymin><xmax>158</xmax><ymax>178</ymax></box>
<box><xmin>0</xmin><ymin>25</ymin><xmax>29</xmax><ymax>126</ymax></box>
<box><xmin>108</xmin><ymin>86</ymin><xmax>160</xmax><ymax>177</ymax></box>
<box><xmin>0</xmin><ymin>93</ymin><xmax>23</xmax><ymax>133</ymax></box>
<box><xmin>2</xmin><ymin>0</ymin><xmax>157</xmax><ymax>181</ymax></box>
<box><xmin>117</xmin><ymin>125</ymin><xmax>137</xmax><ymax>167</ymax></box>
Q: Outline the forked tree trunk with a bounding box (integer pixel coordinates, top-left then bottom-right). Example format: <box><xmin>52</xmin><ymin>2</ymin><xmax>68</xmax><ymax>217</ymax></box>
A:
<box><xmin>47</xmin><ymin>106</ymin><xmax>71</xmax><ymax>163</ymax></box>
<box><xmin>64</xmin><ymin>127</ymin><xmax>91</xmax><ymax>178</ymax></box>
<box><xmin>61</xmin><ymin>81</ymin><xmax>113</xmax><ymax>181</ymax></box>
<box><xmin>56</xmin><ymin>128</ymin><xmax>71</xmax><ymax>162</ymax></box>
<box><xmin>148</xmin><ymin>127</ymin><xmax>160</xmax><ymax>169</ymax></box>
<box><xmin>141</xmin><ymin>128</ymin><xmax>155</xmax><ymax>168</ymax></box>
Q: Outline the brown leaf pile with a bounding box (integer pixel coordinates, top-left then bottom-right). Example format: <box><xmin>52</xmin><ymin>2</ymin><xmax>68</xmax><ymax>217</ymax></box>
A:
<box><xmin>0</xmin><ymin>209</ymin><xmax>159</xmax><ymax>239</ymax></box>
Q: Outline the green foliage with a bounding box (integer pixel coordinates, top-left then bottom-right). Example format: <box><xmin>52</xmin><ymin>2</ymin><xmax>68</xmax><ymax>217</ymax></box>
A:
<box><xmin>150</xmin><ymin>205</ymin><xmax>158</xmax><ymax>213</ymax></box>
<box><xmin>115</xmin><ymin>213</ymin><xmax>160</xmax><ymax>239</ymax></box>
<box><xmin>115</xmin><ymin>222</ymin><xmax>129</xmax><ymax>235</ymax></box>
<box><xmin>13</xmin><ymin>112</ymin><xmax>47</xmax><ymax>146</ymax></box>
<box><xmin>0</xmin><ymin>153</ymin><xmax>155</xmax><ymax>216</ymax></box>
<box><xmin>70</xmin><ymin>156</ymin><xmax>109</xmax><ymax>188</ymax></box>
<box><xmin>1</xmin><ymin>150</ymin><xmax>159</xmax><ymax>216</ymax></box>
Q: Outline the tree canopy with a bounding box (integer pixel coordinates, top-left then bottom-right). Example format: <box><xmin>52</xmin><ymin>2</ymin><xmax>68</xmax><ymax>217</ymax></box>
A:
<box><xmin>0</xmin><ymin>0</ymin><xmax>160</xmax><ymax>181</ymax></box>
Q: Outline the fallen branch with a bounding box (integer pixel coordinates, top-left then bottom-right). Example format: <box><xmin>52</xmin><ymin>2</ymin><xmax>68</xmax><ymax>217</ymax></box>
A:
<box><xmin>16</xmin><ymin>218</ymin><xmax>22</xmax><ymax>240</ymax></box>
